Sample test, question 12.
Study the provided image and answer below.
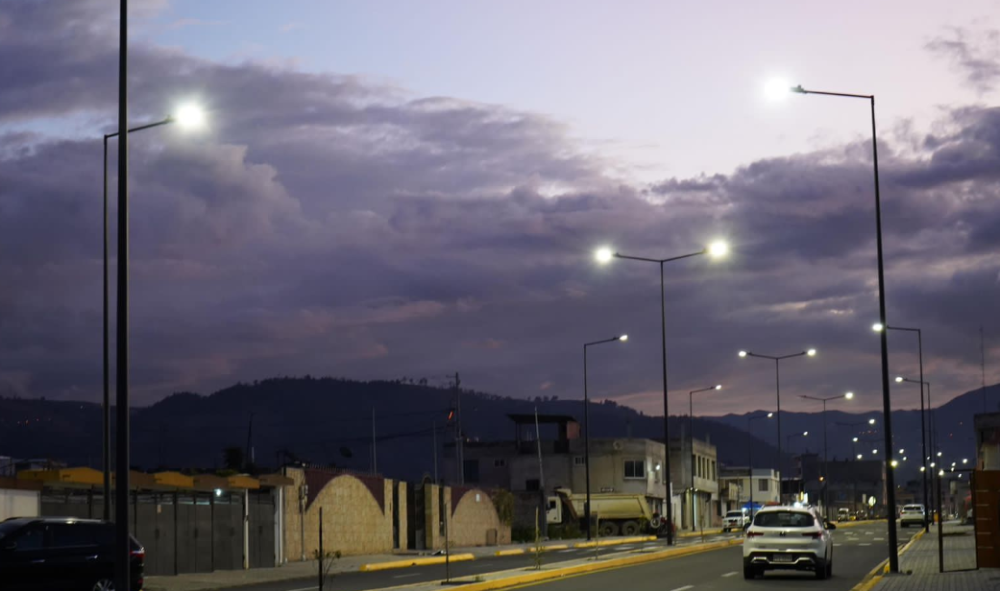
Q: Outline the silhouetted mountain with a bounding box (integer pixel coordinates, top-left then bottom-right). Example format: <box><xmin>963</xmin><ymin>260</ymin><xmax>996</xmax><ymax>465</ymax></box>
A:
<box><xmin>0</xmin><ymin>376</ymin><xmax>781</xmax><ymax>481</ymax></box>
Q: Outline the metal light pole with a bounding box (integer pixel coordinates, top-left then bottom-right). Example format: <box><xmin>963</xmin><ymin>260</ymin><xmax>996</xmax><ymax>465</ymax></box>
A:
<box><xmin>114</xmin><ymin>0</ymin><xmax>131</xmax><ymax>588</ymax></box>
<box><xmin>897</xmin><ymin>376</ymin><xmax>934</xmax><ymax>525</ymax></box>
<box><xmin>738</xmin><ymin>349</ymin><xmax>816</xmax><ymax>501</ymax></box>
<box><xmin>688</xmin><ymin>384</ymin><xmax>721</xmax><ymax>531</ymax></box>
<box><xmin>582</xmin><ymin>334</ymin><xmax>628</xmax><ymax>540</ymax></box>
<box><xmin>800</xmin><ymin>392</ymin><xmax>854</xmax><ymax>521</ymax></box>
<box><xmin>791</xmin><ymin>83</ymin><xmax>898</xmax><ymax>572</ymax></box>
<box><xmin>596</xmin><ymin>240</ymin><xmax>728</xmax><ymax>545</ymax></box>
<box><xmin>747</xmin><ymin>412</ymin><xmax>773</xmax><ymax>516</ymax></box>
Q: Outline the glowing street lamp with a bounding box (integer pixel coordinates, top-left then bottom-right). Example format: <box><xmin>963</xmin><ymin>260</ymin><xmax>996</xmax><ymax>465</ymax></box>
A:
<box><xmin>581</xmin><ymin>333</ymin><xmax>627</xmax><ymax>539</ymax></box>
<box><xmin>597</xmin><ymin>241</ymin><xmax>728</xmax><ymax>544</ymax></box>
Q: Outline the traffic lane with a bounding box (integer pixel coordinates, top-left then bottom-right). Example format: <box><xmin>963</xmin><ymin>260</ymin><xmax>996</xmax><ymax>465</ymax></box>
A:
<box><xmin>217</xmin><ymin>535</ymin><xmax>740</xmax><ymax>591</ymax></box>
<box><xmin>508</xmin><ymin>522</ymin><xmax>918</xmax><ymax>591</ymax></box>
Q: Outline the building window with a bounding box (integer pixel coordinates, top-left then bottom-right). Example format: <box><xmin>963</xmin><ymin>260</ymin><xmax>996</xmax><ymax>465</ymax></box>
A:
<box><xmin>758</xmin><ymin>478</ymin><xmax>768</xmax><ymax>492</ymax></box>
<box><xmin>574</xmin><ymin>456</ymin><xmax>586</xmax><ymax>466</ymax></box>
<box><xmin>494</xmin><ymin>459</ymin><xmax>507</xmax><ymax>468</ymax></box>
<box><xmin>624</xmin><ymin>459</ymin><xmax>645</xmax><ymax>479</ymax></box>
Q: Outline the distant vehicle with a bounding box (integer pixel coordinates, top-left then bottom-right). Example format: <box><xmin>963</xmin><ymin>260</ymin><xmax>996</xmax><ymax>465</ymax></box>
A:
<box><xmin>547</xmin><ymin>488</ymin><xmax>655</xmax><ymax>536</ymax></box>
<box><xmin>743</xmin><ymin>505</ymin><xmax>836</xmax><ymax>580</ymax></box>
<box><xmin>0</xmin><ymin>517</ymin><xmax>144</xmax><ymax>591</ymax></box>
<box><xmin>837</xmin><ymin>508</ymin><xmax>854</xmax><ymax>522</ymax></box>
<box><xmin>899</xmin><ymin>504</ymin><xmax>926</xmax><ymax>528</ymax></box>
<box><xmin>723</xmin><ymin>510</ymin><xmax>748</xmax><ymax>532</ymax></box>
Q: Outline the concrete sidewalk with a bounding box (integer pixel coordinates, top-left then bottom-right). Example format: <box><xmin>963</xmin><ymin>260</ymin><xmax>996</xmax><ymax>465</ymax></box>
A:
<box><xmin>869</xmin><ymin>523</ymin><xmax>999</xmax><ymax>591</ymax></box>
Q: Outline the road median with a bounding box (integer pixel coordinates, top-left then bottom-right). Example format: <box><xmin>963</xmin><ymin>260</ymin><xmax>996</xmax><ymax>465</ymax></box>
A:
<box><xmin>359</xmin><ymin>553</ymin><xmax>476</xmax><ymax>572</ymax></box>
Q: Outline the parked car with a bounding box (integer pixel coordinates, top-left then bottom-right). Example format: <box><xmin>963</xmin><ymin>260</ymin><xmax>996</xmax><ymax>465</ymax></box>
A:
<box><xmin>899</xmin><ymin>504</ymin><xmax>926</xmax><ymax>528</ymax></box>
<box><xmin>722</xmin><ymin>510</ymin><xmax>748</xmax><ymax>532</ymax></box>
<box><xmin>0</xmin><ymin>517</ymin><xmax>144</xmax><ymax>591</ymax></box>
<box><xmin>743</xmin><ymin>505</ymin><xmax>836</xmax><ymax>580</ymax></box>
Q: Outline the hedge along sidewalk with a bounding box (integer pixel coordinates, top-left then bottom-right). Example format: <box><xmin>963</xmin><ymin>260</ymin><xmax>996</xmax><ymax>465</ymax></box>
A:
<box><xmin>361</xmin><ymin>537</ymin><xmax>744</xmax><ymax>591</ymax></box>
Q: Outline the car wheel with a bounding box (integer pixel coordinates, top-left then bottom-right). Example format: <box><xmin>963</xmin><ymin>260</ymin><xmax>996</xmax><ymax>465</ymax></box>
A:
<box><xmin>814</xmin><ymin>559</ymin><xmax>828</xmax><ymax>580</ymax></box>
<box><xmin>92</xmin><ymin>579</ymin><xmax>115</xmax><ymax>591</ymax></box>
<box><xmin>827</xmin><ymin>559</ymin><xmax>833</xmax><ymax>578</ymax></box>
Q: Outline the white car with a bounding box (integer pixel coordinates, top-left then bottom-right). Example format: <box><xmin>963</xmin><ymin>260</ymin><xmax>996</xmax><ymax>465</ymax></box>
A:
<box><xmin>722</xmin><ymin>510</ymin><xmax>748</xmax><ymax>532</ymax></box>
<box><xmin>743</xmin><ymin>505</ymin><xmax>836</xmax><ymax>580</ymax></box>
<box><xmin>899</xmin><ymin>504</ymin><xmax>926</xmax><ymax>528</ymax></box>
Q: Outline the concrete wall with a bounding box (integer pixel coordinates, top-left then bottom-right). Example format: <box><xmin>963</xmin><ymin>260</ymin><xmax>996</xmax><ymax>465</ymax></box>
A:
<box><xmin>283</xmin><ymin>467</ymin><xmax>395</xmax><ymax>560</ymax></box>
<box><xmin>0</xmin><ymin>488</ymin><xmax>39</xmax><ymax>520</ymax></box>
<box><xmin>422</xmin><ymin>484</ymin><xmax>510</xmax><ymax>549</ymax></box>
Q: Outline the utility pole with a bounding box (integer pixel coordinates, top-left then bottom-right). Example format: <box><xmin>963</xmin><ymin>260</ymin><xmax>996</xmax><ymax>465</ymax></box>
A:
<box><xmin>534</xmin><ymin>405</ymin><xmax>547</xmax><ymax>537</ymax></box>
<box><xmin>454</xmin><ymin>372</ymin><xmax>464</xmax><ymax>485</ymax></box>
<box><xmin>245</xmin><ymin>413</ymin><xmax>255</xmax><ymax>472</ymax></box>
<box><xmin>371</xmin><ymin>407</ymin><xmax>377</xmax><ymax>474</ymax></box>
<box><xmin>982</xmin><ymin>326</ymin><xmax>988</xmax><ymax>413</ymax></box>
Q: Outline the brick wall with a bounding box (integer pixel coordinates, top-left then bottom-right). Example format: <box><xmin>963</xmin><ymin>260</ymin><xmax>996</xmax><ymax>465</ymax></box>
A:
<box><xmin>451</xmin><ymin>487</ymin><xmax>511</xmax><ymax>546</ymax></box>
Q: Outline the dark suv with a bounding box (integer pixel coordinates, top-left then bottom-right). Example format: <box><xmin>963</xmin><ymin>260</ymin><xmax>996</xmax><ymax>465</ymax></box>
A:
<box><xmin>0</xmin><ymin>517</ymin><xmax>144</xmax><ymax>590</ymax></box>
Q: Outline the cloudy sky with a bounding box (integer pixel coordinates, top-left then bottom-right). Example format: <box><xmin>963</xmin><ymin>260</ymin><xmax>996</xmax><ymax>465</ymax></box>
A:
<box><xmin>1</xmin><ymin>0</ymin><xmax>998</xmax><ymax>416</ymax></box>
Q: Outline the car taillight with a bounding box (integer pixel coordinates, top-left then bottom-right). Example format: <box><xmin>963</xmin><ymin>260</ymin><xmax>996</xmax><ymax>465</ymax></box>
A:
<box><xmin>130</xmin><ymin>548</ymin><xmax>145</xmax><ymax>560</ymax></box>
<box><xmin>802</xmin><ymin>532</ymin><xmax>822</xmax><ymax>539</ymax></box>
<box><xmin>746</xmin><ymin>531</ymin><xmax>763</xmax><ymax>537</ymax></box>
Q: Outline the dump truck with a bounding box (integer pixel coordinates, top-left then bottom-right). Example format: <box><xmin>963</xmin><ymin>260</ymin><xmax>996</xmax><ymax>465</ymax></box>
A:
<box><xmin>547</xmin><ymin>488</ymin><xmax>657</xmax><ymax>537</ymax></box>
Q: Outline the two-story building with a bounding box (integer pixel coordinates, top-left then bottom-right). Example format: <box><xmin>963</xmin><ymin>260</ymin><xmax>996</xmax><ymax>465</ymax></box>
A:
<box><xmin>719</xmin><ymin>466</ymin><xmax>780</xmax><ymax>513</ymax></box>
<box><xmin>444</xmin><ymin>414</ymin><xmax>719</xmax><ymax>531</ymax></box>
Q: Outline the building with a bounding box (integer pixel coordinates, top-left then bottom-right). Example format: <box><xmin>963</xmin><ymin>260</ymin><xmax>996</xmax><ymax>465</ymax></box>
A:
<box><xmin>719</xmin><ymin>467</ymin><xmax>780</xmax><ymax>512</ymax></box>
<box><xmin>445</xmin><ymin>414</ymin><xmax>719</xmax><ymax>531</ymax></box>
<box><xmin>975</xmin><ymin>411</ymin><xmax>1000</xmax><ymax>469</ymax></box>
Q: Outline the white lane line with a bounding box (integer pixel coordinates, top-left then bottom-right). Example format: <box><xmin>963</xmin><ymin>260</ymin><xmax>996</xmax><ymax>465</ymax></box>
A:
<box><xmin>860</xmin><ymin>543</ymin><xmax>871</xmax><ymax>546</ymax></box>
<box><xmin>834</xmin><ymin>543</ymin><xmax>842</xmax><ymax>547</ymax></box>
<box><xmin>670</xmin><ymin>586</ymin><xmax>694</xmax><ymax>591</ymax></box>
<box><xmin>559</xmin><ymin>549</ymin><xmax>576</xmax><ymax>553</ymax></box>
<box><xmin>866</xmin><ymin>531</ymin><xmax>874</xmax><ymax>535</ymax></box>
<box><xmin>722</xmin><ymin>571</ymin><xmax>738</xmax><ymax>577</ymax></box>
<box><xmin>393</xmin><ymin>573</ymin><xmax>420</xmax><ymax>579</ymax></box>
<box><xmin>874</xmin><ymin>538</ymin><xmax>885</xmax><ymax>541</ymax></box>
<box><xmin>286</xmin><ymin>587</ymin><xmax>318</xmax><ymax>591</ymax></box>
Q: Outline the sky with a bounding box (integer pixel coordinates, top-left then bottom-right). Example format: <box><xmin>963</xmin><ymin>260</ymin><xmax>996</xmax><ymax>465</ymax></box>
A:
<box><xmin>1</xmin><ymin>0</ymin><xmax>998</xmax><ymax>417</ymax></box>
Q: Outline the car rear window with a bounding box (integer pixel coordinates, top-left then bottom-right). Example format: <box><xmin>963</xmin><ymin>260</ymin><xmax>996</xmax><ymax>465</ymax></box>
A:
<box><xmin>753</xmin><ymin>511</ymin><xmax>815</xmax><ymax>528</ymax></box>
<box><xmin>903</xmin><ymin>505</ymin><xmax>923</xmax><ymax>511</ymax></box>
<box><xmin>726</xmin><ymin>512</ymin><xmax>743</xmax><ymax>517</ymax></box>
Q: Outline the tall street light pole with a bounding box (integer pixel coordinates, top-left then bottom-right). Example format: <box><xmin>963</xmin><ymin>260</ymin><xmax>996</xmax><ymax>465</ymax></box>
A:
<box><xmin>747</xmin><ymin>412</ymin><xmax>773</xmax><ymax>516</ymax></box>
<box><xmin>582</xmin><ymin>334</ymin><xmax>628</xmax><ymax>540</ymax></box>
<box><xmin>737</xmin><ymin>349</ymin><xmax>816</xmax><ymax>501</ymax></box>
<box><xmin>897</xmin><ymin>376</ymin><xmax>935</xmax><ymax>523</ymax></box>
<box><xmin>101</xmin><ymin>105</ymin><xmax>205</xmax><ymax>522</ymax></box>
<box><xmin>800</xmin><ymin>392</ymin><xmax>855</xmax><ymax>521</ymax></box>
<box><xmin>876</xmin><ymin>323</ymin><xmax>928</xmax><ymax>531</ymax></box>
<box><xmin>788</xmin><ymin>82</ymin><xmax>898</xmax><ymax>572</ymax></box>
<box><xmin>688</xmin><ymin>384</ymin><xmax>721</xmax><ymax>531</ymax></box>
<box><xmin>595</xmin><ymin>240</ymin><xmax>728</xmax><ymax>545</ymax></box>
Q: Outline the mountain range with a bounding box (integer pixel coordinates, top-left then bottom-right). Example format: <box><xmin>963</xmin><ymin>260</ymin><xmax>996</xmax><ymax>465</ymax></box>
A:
<box><xmin>1</xmin><ymin>377</ymin><xmax>993</xmax><ymax>484</ymax></box>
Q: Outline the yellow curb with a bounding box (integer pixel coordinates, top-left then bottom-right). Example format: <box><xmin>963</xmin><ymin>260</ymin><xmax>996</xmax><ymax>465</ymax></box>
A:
<box><xmin>573</xmin><ymin>535</ymin><xmax>656</xmax><ymax>549</ymax></box>
<box><xmin>442</xmin><ymin>538</ymin><xmax>742</xmax><ymax>591</ymax></box>
<box><xmin>495</xmin><ymin>549</ymin><xmax>526</xmax><ymax>556</ymax></box>
<box><xmin>678</xmin><ymin>529</ymin><xmax>722</xmax><ymax>538</ymax></box>
<box><xmin>837</xmin><ymin>519</ymin><xmax>884</xmax><ymax>529</ymax></box>
<box><xmin>495</xmin><ymin>543</ymin><xmax>572</xmax><ymax>556</ymax></box>
<box><xmin>541</xmin><ymin>544</ymin><xmax>569</xmax><ymax>552</ymax></box>
<box><xmin>359</xmin><ymin>553</ymin><xmax>475</xmax><ymax>572</ymax></box>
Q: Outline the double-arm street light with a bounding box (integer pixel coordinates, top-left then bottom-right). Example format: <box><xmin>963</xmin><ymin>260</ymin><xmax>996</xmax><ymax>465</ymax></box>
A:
<box><xmin>780</xmin><ymin>81</ymin><xmax>899</xmax><ymax>571</ymax></box>
<box><xmin>688</xmin><ymin>384</ymin><xmax>722</xmax><ymax>531</ymax></box>
<box><xmin>101</xmin><ymin>105</ymin><xmax>205</xmax><ymax>522</ymax></box>
<box><xmin>875</xmin><ymin>323</ymin><xmax>929</xmax><ymax>532</ymax></box>
<box><xmin>582</xmin><ymin>334</ymin><xmax>628</xmax><ymax>540</ymax></box>
<box><xmin>595</xmin><ymin>240</ymin><xmax>728</xmax><ymax>544</ymax></box>
<box><xmin>737</xmin><ymin>349</ymin><xmax>816</xmax><ymax>498</ymax></box>
<box><xmin>800</xmin><ymin>392</ymin><xmax>854</xmax><ymax>521</ymax></box>
<box><xmin>747</xmin><ymin>412</ymin><xmax>773</xmax><ymax>515</ymax></box>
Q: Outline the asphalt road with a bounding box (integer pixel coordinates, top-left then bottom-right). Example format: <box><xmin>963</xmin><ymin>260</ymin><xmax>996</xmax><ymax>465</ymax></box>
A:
<box><xmin>515</xmin><ymin>522</ymin><xmax>918</xmax><ymax>591</ymax></box>
<box><xmin>222</xmin><ymin>531</ymin><xmax>742</xmax><ymax>591</ymax></box>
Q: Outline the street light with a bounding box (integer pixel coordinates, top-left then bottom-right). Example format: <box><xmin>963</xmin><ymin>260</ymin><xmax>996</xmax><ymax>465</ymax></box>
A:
<box><xmin>748</xmin><ymin>411</ymin><xmax>774</xmax><ymax>516</ymax></box>
<box><xmin>788</xmin><ymin>82</ymin><xmax>898</xmax><ymax>572</ymax></box>
<box><xmin>582</xmin><ymin>334</ymin><xmax>627</xmax><ymax>539</ymax></box>
<box><xmin>800</xmin><ymin>391</ymin><xmax>855</xmax><ymax>520</ymax></box>
<box><xmin>737</xmin><ymin>348</ymin><xmax>817</xmax><ymax>500</ymax></box>
<box><xmin>688</xmin><ymin>384</ymin><xmax>722</xmax><ymax>531</ymax></box>
<box><xmin>101</xmin><ymin>104</ymin><xmax>205</xmax><ymax>522</ymax></box>
<box><xmin>597</xmin><ymin>242</ymin><xmax>728</xmax><ymax>544</ymax></box>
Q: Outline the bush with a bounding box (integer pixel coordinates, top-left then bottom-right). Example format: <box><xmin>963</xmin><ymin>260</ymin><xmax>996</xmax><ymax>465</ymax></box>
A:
<box><xmin>511</xmin><ymin>526</ymin><xmax>534</xmax><ymax>543</ymax></box>
<box><xmin>547</xmin><ymin>522</ymin><xmax>583</xmax><ymax>540</ymax></box>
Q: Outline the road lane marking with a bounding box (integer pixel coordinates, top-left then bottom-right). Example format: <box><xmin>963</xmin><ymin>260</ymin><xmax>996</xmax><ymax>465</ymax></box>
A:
<box><xmin>393</xmin><ymin>573</ymin><xmax>420</xmax><ymax>579</ymax></box>
<box><xmin>722</xmin><ymin>571</ymin><xmax>738</xmax><ymax>577</ymax></box>
<box><xmin>286</xmin><ymin>587</ymin><xmax>318</xmax><ymax>591</ymax></box>
<box><xmin>860</xmin><ymin>543</ymin><xmax>871</xmax><ymax>546</ymax></box>
<box><xmin>874</xmin><ymin>538</ymin><xmax>885</xmax><ymax>541</ymax></box>
<box><xmin>670</xmin><ymin>586</ymin><xmax>694</xmax><ymax>591</ymax></box>
<box><xmin>834</xmin><ymin>543</ymin><xmax>842</xmax><ymax>547</ymax></box>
